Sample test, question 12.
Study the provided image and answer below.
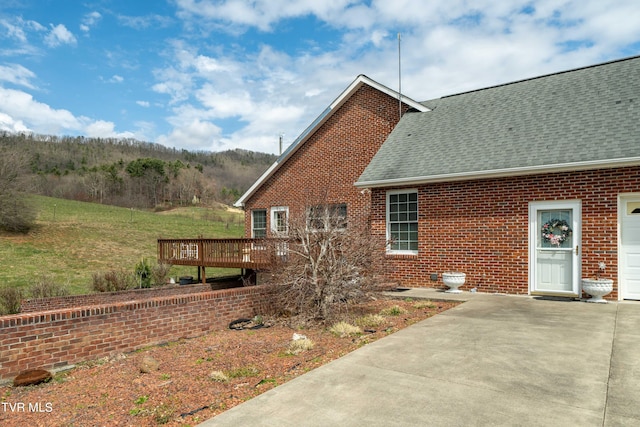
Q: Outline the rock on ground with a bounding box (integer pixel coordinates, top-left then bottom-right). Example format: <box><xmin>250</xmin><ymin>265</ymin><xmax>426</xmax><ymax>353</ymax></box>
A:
<box><xmin>13</xmin><ymin>369</ymin><xmax>53</xmax><ymax>387</ymax></box>
<box><xmin>139</xmin><ymin>356</ymin><xmax>160</xmax><ymax>373</ymax></box>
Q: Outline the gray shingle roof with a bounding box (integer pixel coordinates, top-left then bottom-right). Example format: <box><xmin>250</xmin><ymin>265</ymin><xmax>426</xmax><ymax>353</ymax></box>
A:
<box><xmin>357</xmin><ymin>56</ymin><xmax>640</xmax><ymax>187</ymax></box>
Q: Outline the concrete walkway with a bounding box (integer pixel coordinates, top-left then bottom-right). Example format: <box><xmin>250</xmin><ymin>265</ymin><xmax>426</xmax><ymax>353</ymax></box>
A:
<box><xmin>198</xmin><ymin>290</ymin><xmax>640</xmax><ymax>426</ymax></box>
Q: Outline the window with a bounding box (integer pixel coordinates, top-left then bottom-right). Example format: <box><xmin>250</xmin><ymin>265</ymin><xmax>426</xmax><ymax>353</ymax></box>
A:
<box><xmin>627</xmin><ymin>201</ymin><xmax>640</xmax><ymax>215</ymax></box>
<box><xmin>387</xmin><ymin>190</ymin><xmax>418</xmax><ymax>253</ymax></box>
<box><xmin>251</xmin><ymin>209</ymin><xmax>267</xmax><ymax>238</ymax></box>
<box><xmin>271</xmin><ymin>206</ymin><xmax>289</xmax><ymax>235</ymax></box>
<box><xmin>308</xmin><ymin>203</ymin><xmax>347</xmax><ymax>230</ymax></box>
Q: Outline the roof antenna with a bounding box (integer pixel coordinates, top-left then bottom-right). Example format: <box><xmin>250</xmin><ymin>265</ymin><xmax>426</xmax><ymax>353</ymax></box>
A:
<box><xmin>398</xmin><ymin>32</ymin><xmax>402</xmax><ymax>120</ymax></box>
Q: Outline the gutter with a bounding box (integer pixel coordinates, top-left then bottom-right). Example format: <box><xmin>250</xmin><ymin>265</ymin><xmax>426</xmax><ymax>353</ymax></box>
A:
<box><xmin>355</xmin><ymin>157</ymin><xmax>640</xmax><ymax>188</ymax></box>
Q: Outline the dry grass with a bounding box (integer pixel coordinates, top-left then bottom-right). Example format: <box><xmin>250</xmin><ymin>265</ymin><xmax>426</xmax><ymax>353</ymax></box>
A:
<box><xmin>286</xmin><ymin>338</ymin><xmax>315</xmax><ymax>355</ymax></box>
<box><xmin>356</xmin><ymin>314</ymin><xmax>386</xmax><ymax>328</ymax></box>
<box><xmin>379</xmin><ymin>305</ymin><xmax>408</xmax><ymax>316</ymax></box>
<box><xmin>209</xmin><ymin>371</ymin><xmax>229</xmax><ymax>382</ymax></box>
<box><xmin>329</xmin><ymin>321</ymin><xmax>362</xmax><ymax>337</ymax></box>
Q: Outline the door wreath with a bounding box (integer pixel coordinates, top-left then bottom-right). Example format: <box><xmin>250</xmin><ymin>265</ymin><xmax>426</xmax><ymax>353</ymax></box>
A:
<box><xmin>541</xmin><ymin>219</ymin><xmax>572</xmax><ymax>246</ymax></box>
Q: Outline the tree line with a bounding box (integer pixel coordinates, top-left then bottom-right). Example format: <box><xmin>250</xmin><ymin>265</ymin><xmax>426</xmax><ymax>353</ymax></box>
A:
<box><xmin>0</xmin><ymin>132</ymin><xmax>277</xmax><ymax>209</ymax></box>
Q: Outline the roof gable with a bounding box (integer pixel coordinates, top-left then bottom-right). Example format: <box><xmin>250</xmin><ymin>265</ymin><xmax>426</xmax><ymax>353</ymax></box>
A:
<box><xmin>234</xmin><ymin>75</ymin><xmax>428</xmax><ymax>207</ymax></box>
<box><xmin>357</xmin><ymin>56</ymin><xmax>640</xmax><ymax>187</ymax></box>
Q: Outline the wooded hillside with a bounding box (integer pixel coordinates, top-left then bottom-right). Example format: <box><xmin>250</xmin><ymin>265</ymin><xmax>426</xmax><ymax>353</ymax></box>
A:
<box><xmin>0</xmin><ymin>132</ymin><xmax>277</xmax><ymax>208</ymax></box>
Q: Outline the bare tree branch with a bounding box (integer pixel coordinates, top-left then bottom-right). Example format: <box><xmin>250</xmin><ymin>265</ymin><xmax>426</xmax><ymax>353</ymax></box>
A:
<box><xmin>264</xmin><ymin>203</ymin><xmax>389</xmax><ymax>322</ymax></box>
<box><xmin>0</xmin><ymin>148</ymin><xmax>35</xmax><ymax>233</ymax></box>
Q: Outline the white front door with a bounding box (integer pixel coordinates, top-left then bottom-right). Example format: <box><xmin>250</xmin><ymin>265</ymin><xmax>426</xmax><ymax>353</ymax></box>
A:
<box><xmin>529</xmin><ymin>201</ymin><xmax>581</xmax><ymax>296</ymax></box>
<box><xmin>620</xmin><ymin>197</ymin><xmax>640</xmax><ymax>300</ymax></box>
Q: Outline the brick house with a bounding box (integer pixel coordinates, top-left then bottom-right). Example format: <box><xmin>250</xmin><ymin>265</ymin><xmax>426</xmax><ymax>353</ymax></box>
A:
<box><xmin>234</xmin><ymin>75</ymin><xmax>427</xmax><ymax>236</ymax></box>
<box><xmin>236</xmin><ymin>56</ymin><xmax>640</xmax><ymax>300</ymax></box>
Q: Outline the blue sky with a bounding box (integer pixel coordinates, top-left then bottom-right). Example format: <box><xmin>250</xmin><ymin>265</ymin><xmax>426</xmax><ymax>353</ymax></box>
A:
<box><xmin>1</xmin><ymin>0</ymin><xmax>640</xmax><ymax>154</ymax></box>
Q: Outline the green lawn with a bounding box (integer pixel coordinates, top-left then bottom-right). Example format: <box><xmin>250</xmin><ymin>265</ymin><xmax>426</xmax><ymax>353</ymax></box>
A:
<box><xmin>0</xmin><ymin>195</ymin><xmax>244</xmax><ymax>294</ymax></box>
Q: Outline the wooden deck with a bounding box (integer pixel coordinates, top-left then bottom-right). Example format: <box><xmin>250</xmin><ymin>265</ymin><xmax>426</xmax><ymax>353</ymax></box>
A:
<box><xmin>157</xmin><ymin>238</ymin><xmax>274</xmax><ymax>280</ymax></box>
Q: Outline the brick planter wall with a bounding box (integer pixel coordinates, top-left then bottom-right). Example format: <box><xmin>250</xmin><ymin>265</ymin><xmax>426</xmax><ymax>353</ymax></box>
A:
<box><xmin>20</xmin><ymin>280</ymin><xmax>242</xmax><ymax>313</ymax></box>
<box><xmin>370</xmin><ymin>167</ymin><xmax>640</xmax><ymax>299</ymax></box>
<box><xmin>0</xmin><ymin>285</ymin><xmax>274</xmax><ymax>383</ymax></box>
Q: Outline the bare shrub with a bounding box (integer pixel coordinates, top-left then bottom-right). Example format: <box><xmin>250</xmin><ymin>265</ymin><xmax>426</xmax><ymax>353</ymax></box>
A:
<box><xmin>0</xmin><ymin>149</ymin><xmax>35</xmax><ymax>233</ymax></box>
<box><xmin>0</xmin><ymin>195</ymin><xmax>36</xmax><ymax>233</ymax></box>
<box><xmin>0</xmin><ymin>286</ymin><xmax>23</xmax><ymax>315</ymax></box>
<box><xmin>263</xmin><ymin>203</ymin><xmax>387</xmax><ymax>322</ymax></box>
<box><xmin>92</xmin><ymin>269</ymin><xmax>137</xmax><ymax>292</ymax></box>
<box><xmin>151</xmin><ymin>262</ymin><xmax>172</xmax><ymax>286</ymax></box>
<box><xmin>28</xmin><ymin>274</ymin><xmax>70</xmax><ymax>299</ymax></box>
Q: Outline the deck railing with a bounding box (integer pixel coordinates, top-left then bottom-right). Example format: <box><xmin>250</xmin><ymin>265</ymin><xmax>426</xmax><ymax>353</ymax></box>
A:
<box><xmin>157</xmin><ymin>238</ymin><xmax>274</xmax><ymax>269</ymax></box>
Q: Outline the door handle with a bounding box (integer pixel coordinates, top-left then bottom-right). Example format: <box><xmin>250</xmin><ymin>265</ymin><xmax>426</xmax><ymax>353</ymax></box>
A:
<box><xmin>575</xmin><ymin>245</ymin><xmax>579</xmax><ymax>255</ymax></box>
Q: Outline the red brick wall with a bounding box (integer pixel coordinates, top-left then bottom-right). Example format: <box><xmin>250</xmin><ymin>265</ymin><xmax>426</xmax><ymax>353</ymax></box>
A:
<box><xmin>0</xmin><ymin>285</ymin><xmax>273</xmax><ymax>383</ymax></box>
<box><xmin>20</xmin><ymin>282</ymin><xmax>240</xmax><ymax>313</ymax></box>
<box><xmin>371</xmin><ymin>167</ymin><xmax>640</xmax><ymax>298</ymax></box>
<box><xmin>243</xmin><ymin>85</ymin><xmax>408</xmax><ymax>232</ymax></box>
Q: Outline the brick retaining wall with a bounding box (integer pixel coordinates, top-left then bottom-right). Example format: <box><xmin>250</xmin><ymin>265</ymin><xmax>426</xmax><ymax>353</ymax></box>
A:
<box><xmin>20</xmin><ymin>279</ymin><xmax>243</xmax><ymax>313</ymax></box>
<box><xmin>0</xmin><ymin>285</ymin><xmax>274</xmax><ymax>383</ymax></box>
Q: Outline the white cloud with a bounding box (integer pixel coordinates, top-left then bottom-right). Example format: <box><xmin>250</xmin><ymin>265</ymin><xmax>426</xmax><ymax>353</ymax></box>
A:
<box><xmin>81</xmin><ymin>11</ymin><xmax>102</xmax><ymax>33</ymax></box>
<box><xmin>0</xmin><ymin>17</ymin><xmax>47</xmax><ymax>56</ymax></box>
<box><xmin>193</xmin><ymin>54</ymin><xmax>234</xmax><ymax>75</ymax></box>
<box><xmin>0</xmin><ymin>112</ymin><xmax>31</xmax><ymax>133</ymax></box>
<box><xmin>157</xmin><ymin>0</ymin><xmax>640</xmax><ymax>153</ymax></box>
<box><xmin>157</xmin><ymin>119</ymin><xmax>222</xmax><ymax>150</ymax></box>
<box><xmin>304</xmin><ymin>88</ymin><xmax>325</xmax><ymax>97</ymax></box>
<box><xmin>560</xmin><ymin>1</ymin><xmax>640</xmax><ymax>50</ymax></box>
<box><xmin>0</xmin><ymin>17</ymin><xmax>46</xmax><ymax>43</ymax></box>
<box><xmin>0</xmin><ymin>64</ymin><xmax>37</xmax><ymax>89</ymax></box>
<box><xmin>44</xmin><ymin>24</ymin><xmax>77</xmax><ymax>47</ymax></box>
<box><xmin>1</xmin><ymin>19</ymin><xmax>29</xmax><ymax>43</ymax></box>
<box><xmin>0</xmin><ymin>85</ymin><xmax>138</xmax><ymax>139</ymax></box>
<box><xmin>195</xmin><ymin>86</ymin><xmax>253</xmax><ymax>118</ymax></box>
<box><xmin>3</xmin><ymin>0</ymin><xmax>640</xmax><ymax>155</ymax></box>
<box><xmin>84</xmin><ymin>120</ymin><xmax>135</xmax><ymax>139</ymax></box>
<box><xmin>0</xmin><ymin>86</ymin><xmax>81</xmax><ymax>133</ymax></box>
<box><xmin>117</xmin><ymin>14</ymin><xmax>173</xmax><ymax>29</ymax></box>
<box><xmin>174</xmin><ymin>0</ymin><xmax>358</xmax><ymax>31</ymax></box>
<box><xmin>150</xmin><ymin>38</ymin><xmax>321</xmax><ymax>152</ymax></box>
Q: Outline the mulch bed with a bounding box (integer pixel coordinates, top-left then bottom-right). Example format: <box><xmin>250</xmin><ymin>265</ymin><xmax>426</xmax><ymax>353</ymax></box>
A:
<box><xmin>0</xmin><ymin>297</ymin><xmax>458</xmax><ymax>426</ymax></box>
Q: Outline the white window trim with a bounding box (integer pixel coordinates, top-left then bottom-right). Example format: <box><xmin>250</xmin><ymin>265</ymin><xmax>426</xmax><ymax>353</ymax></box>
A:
<box><xmin>386</xmin><ymin>189</ymin><xmax>418</xmax><ymax>255</ymax></box>
<box><xmin>270</xmin><ymin>206</ymin><xmax>289</xmax><ymax>236</ymax></box>
<box><xmin>251</xmin><ymin>209</ymin><xmax>267</xmax><ymax>238</ymax></box>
